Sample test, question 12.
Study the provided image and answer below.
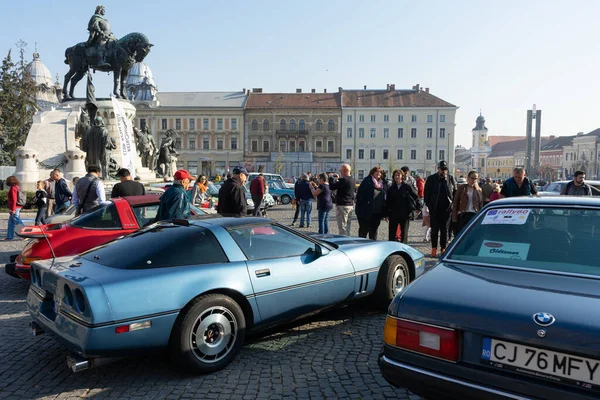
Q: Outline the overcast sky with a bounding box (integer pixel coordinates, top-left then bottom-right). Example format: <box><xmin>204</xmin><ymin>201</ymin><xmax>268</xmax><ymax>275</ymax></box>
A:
<box><xmin>1</xmin><ymin>0</ymin><xmax>599</xmax><ymax>147</ymax></box>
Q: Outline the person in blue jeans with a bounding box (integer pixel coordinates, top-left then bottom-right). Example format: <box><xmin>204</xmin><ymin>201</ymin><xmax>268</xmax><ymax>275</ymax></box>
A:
<box><xmin>296</xmin><ymin>174</ymin><xmax>313</xmax><ymax>228</ymax></box>
<box><xmin>5</xmin><ymin>176</ymin><xmax>24</xmax><ymax>240</ymax></box>
<box><xmin>311</xmin><ymin>172</ymin><xmax>333</xmax><ymax>234</ymax></box>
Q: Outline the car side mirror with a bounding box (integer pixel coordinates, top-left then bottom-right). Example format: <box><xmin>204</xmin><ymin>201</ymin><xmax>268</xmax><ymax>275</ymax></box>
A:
<box><xmin>315</xmin><ymin>243</ymin><xmax>329</xmax><ymax>257</ymax></box>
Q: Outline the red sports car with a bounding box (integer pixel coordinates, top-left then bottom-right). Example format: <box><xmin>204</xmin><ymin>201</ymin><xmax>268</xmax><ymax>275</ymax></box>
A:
<box><xmin>5</xmin><ymin>195</ymin><xmax>210</xmax><ymax>280</ymax></box>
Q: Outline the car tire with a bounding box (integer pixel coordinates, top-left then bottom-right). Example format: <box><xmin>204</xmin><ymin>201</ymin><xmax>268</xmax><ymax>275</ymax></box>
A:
<box><xmin>376</xmin><ymin>255</ymin><xmax>410</xmax><ymax>305</ymax></box>
<box><xmin>280</xmin><ymin>195</ymin><xmax>291</xmax><ymax>205</ymax></box>
<box><xmin>170</xmin><ymin>294</ymin><xmax>246</xmax><ymax>373</ymax></box>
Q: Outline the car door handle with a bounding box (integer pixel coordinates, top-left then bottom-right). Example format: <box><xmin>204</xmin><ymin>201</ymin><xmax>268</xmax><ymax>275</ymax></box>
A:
<box><xmin>255</xmin><ymin>268</ymin><xmax>270</xmax><ymax>277</ymax></box>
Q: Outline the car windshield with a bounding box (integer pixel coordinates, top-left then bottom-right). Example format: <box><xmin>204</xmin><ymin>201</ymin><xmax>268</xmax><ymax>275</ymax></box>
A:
<box><xmin>448</xmin><ymin>206</ymin><xmax>600</xmax><ymax>276</ymax></box>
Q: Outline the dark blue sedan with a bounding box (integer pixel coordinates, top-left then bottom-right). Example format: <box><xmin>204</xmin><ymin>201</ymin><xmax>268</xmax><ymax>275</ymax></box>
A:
<box><xmin>379</xmin><ymin>197</ymin><xmax>600</xmax><ymax>400</ymax></box>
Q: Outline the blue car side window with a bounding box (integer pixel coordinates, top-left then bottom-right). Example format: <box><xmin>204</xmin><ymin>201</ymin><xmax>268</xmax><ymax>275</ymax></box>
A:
<box><xmin>230</xmin><ymin>225</ymin><xmax>313</xmax><ymax>261</ymax></box>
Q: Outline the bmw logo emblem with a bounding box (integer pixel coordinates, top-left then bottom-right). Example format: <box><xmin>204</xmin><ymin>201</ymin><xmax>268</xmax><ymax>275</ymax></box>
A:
<box><xmin>533</xmin><ymin>312</ymin><xmax>555</xmax><ymax>327</ymax></box>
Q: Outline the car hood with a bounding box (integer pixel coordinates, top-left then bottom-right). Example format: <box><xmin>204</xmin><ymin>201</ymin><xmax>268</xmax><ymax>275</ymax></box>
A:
<box><xmin>391</xmin><ymin>262</ymin><xmax>600</xmax><ymax>354</ymax></box>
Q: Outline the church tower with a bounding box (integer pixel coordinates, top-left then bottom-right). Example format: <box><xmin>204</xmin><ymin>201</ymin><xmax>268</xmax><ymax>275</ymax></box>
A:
<box><xmin>470</xmin><ymin>113</ymin><xmax>491</xmax><ymax>176</ymax></box>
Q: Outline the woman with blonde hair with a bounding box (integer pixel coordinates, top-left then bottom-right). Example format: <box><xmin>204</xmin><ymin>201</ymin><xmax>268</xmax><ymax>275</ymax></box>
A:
<box><xmin>451</xmin><ymin>170</ymin><xmax>483</xmax><ymax>234</ymax></box>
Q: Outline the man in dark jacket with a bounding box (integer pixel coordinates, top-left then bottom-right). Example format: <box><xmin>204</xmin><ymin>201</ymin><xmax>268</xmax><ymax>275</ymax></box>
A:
<box><xmin>217</xmin><ymin>167</ymin><xmax>248</xmax><ymax>217</ymax></box>
<box><xmin>249</xmin><ymin>173</ymin><xmax>265</xmax><ymax>217</ymax></box>
<box><xmin>52</xmin><ymin>169</ymin><xmax>72</xmax><ymax>213</ymax></box>
<box><xmin>500</xmin><ymin>167</ymin><xmax>538</xmax><ymax>198</ymax></box>
<box><xmin>296</xmin><ymin>174</ymin><xmax>314</xmax><ymax>228</ymax></box>
<box><xmin>561</xmin><ymin>170</ymin><xmax>592</xmax><ymax>196</ymax></box>
<box><xmin>290</xmin><ymin>176</ymin><xmax>302</xmax><ymax>226</ymax></box>
<box><xmin>111</xmin><ymin>168</ymin><xmax>145</xmax><ymax>198</ymax></box>
<box><xmin>155</xmin><ymin>169</ymin><xmax>194</xmax><ymax>221</ymax></box>
<box><xmin>424</xmin><ymin>161</ymin><xmax>455</xmax><ymax>257</ymax></box>
<box><xmin>329</xmin><ymin>164</ymin><xmax>356</xmax><ymax>235</ymax></box>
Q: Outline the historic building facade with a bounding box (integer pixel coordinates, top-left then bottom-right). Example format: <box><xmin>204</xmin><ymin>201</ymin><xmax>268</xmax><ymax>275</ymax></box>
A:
<box><xmin>244</xmin><ymin>90</ymin><xmax>342</xmax><ymax>177</ymax></box>
<box><xmin>562</xmin><ymin>129</ymin><xmax>600</xmax><ymax>179</ymax></box>
<box><xmin>341</xmin><ymin>84</ymin><xmax>457</xmax><ymax>180</ymax></box>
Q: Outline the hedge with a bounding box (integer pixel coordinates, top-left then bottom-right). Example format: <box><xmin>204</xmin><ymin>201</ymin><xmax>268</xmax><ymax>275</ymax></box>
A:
<box><xmin>0</xmin><ymin>190</ymin><xmax>37</xmax><ymax>209</ymax></box>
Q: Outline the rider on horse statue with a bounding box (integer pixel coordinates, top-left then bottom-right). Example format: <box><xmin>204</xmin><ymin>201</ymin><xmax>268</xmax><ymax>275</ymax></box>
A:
<box><xmin>86</xmin><ymin>5</ymin><xmax>114</xmax><ymax>69</ymax></box>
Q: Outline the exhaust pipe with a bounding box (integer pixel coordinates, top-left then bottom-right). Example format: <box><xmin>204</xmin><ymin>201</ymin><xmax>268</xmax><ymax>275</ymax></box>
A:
<box><xmin>66</xmin><ymin>354</ymin><xmax>123</xmax><ymax>373</ymax></box>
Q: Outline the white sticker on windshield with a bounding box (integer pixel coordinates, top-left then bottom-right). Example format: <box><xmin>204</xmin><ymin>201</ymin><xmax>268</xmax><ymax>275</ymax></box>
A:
<box><xmin>478</xmin><ymin>241</ymin><xmax>530</xmax><ymax>260</ymax></box>
<box><xmin>481</xmin><ymin>209</ymin><xmax>530</xmax><ymax>225</ymax></box>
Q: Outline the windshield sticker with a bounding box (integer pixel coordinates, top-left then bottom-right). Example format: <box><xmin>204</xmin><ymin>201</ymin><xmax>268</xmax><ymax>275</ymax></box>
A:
<box><xmin>481</xmin><ymin>209</ymin><xmax>530</xmax><ymax>225</ymax></box>
<box><xmin>478</xmin><ymin>241</ymin><xmax>530</xmax><ymax>260</ymax></box>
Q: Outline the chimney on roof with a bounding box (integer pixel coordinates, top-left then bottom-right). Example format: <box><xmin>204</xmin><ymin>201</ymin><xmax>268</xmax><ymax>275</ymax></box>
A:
<box><xmin>242</xmin><ymin>88</ymin><xmax>246</xmax><ymax>94</ymax></box>
<box><xmin>311</xmin><ymin>89</ymin><xmax>316</xmax><ymax>93</ymax></box>
<box><xmin>252</xmin><ymin>88</ymin><xmax>263</xmax><ymax>93</ymax></box>
<box><xmin>390</xmin><ymin>84</ymin><xmax>395</xmax><ymax>91</ymax></box>
<box><xmin>296</xmin><ymin>88</ymin><xmax>302</xmax><ymax>93</ymax></box>
<box><xmin>338</xmin><ymin>87</ymin><xmax>343</xmax><ymax>93</ymax></box>
<box><xmin>324</xmin><ymin>88</ymin><xmax>327</xmax><ymax>93</ymax></box>
<box><xmin>550</xmin><ymin>135</ymin><xmax>556</xmax><ymax>140</ymax></box>
<box><xmin>386</xmin><ymin>84</ymin><xmax>390</xmax><ymax>91</ymax></box>
<box><xmin>414</xmin><ymin>84</ymin><xmax>420</xmax><ymax>92</ymax></box>
<box><xmin>425</xmin><ymin>87</ymin><xmax>429</xmax><ymax>93</ymax></box>
<box><xmin>364</xmin><ymin>85</ymin><xmax>367</xmax><ymax>90</ymax></box>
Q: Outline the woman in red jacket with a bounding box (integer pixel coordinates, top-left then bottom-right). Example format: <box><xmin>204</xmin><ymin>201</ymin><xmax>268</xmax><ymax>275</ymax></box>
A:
<box><xmin>5</xmin><ymin>176</ymin><xmax>24</xmax><ymax>240</ymax></box>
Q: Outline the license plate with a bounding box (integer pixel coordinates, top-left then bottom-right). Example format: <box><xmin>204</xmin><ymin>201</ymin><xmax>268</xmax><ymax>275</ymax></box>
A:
<box><xmin>481</xmin><ymin>338</ymin><xmax>600</xmax><ymax>391</ymax></box>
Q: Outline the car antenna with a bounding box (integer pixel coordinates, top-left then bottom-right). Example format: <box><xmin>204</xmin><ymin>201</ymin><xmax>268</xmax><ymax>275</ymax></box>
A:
<box><xmin>40</xmin><ymin>225</ymin><xmax>57</xmax><ymax>270</ymax></box>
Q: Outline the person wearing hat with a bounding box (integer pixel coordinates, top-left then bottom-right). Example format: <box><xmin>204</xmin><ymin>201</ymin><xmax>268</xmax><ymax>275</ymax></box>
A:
<box><xmin>155</xmin><ymin>169</ymin><xmax>194</xmax><ymax>221</ymax></box>
<box><xmin>424</xmin><ymin>161</ymin><xmax>456</xmax><ymax>257</ymax></box>
<box><xmin>217</xmin><ymin>166</ymin><xmax>248</xmax><ymax>217</ymax></box>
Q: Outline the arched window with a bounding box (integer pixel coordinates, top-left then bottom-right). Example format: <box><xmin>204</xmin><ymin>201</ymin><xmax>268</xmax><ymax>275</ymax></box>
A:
<box><xmin>289</xmin><ymin>119</ymin><xmax>296</xmax><ymax>131</ymax></box>
<box><xmin>263</xmin><ymin>119</ymin><xmax>269</xmax><ymax>131</ymax></box>
<box><xmin>299</xmin><ymin>119</ymin><xmax>305</xmax><ymax>132</ymax></box>
<box><xmin>280</xmin><ymin>119</ymin><xmax>286</xmax><ymax>131</ymax></box>
<box><xmin>328</xmin><ymin>119</ymin><xmax>335</xmax><ymax>132</ymax></box>
<box><xmin>316</xmin><ymin>119</ymin><xmax>323</xmax><ymax>132</ymax></box>
<box><xmin>251</xmin><ymin>119</ymin><xmax>258</xmax><ymax>131</ymax></box>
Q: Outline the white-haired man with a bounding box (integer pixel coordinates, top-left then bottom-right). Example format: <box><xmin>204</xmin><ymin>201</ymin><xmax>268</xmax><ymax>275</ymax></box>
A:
<box><xmin>329</xmin><ymin>164</ymin><xmax>356</xmax><ymax>236</ymax></box>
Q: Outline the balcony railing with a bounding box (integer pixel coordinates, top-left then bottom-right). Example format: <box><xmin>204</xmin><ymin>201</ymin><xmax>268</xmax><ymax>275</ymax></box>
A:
<box><xmin>276</xmin><ymin>129</ymin><xmax>309</xmax><ymax>135</ymax></box>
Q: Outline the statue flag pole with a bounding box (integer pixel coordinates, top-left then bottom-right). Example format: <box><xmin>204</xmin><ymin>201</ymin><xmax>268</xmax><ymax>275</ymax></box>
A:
<box><xmin>111</xmin><ymin>96</ymin><xmax>136</xmax><ymax>178</ymax></box>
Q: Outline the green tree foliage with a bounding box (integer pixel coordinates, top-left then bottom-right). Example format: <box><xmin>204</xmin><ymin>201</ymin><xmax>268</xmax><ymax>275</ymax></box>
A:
<box><xmin>0</xmin><ymin>43</ymin><xmax>38</xmax><ymax>165</ymax></box>
<box><xmin>273</xmin><ymin>151</ymin><xmax>285</xmax><ymax>174</ymax></box>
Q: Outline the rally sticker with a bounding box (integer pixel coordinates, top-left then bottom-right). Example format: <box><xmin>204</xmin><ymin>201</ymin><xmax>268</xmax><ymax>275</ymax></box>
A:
<box><xmin>481</xmin><ymin>209</ymin><xmax>530</xmax><ymax>225</ymax></box>
<box><xmin>478</xmin><ymin>240</ymin><xmax>530</xmax><ymax>260</ymax></box>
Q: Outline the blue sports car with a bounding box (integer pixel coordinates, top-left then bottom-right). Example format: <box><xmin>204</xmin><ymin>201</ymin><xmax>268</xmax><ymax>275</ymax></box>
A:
<box><xmin>379</xmin><ymin>197</ymin><xmax>600</xmax><ymax>400</ymax></box>
<box><xmin>28</xmin><ymin>217</ymin><xmax>424</xmax><ymax>373</ymax></box>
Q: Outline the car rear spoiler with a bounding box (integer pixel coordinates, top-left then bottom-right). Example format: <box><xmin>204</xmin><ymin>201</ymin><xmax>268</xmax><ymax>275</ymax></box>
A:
<box><xmin>17</xmin><ymin>224</ymin><xmax>63</xmax><ymax>239</ymax></box>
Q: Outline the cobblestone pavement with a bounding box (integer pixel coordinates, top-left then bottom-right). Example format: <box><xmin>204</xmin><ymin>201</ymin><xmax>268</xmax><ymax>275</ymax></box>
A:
<box><xmin>0</xmin><ymin>208</ymin><xmax>438</xmax><ymax>400</ymax></box>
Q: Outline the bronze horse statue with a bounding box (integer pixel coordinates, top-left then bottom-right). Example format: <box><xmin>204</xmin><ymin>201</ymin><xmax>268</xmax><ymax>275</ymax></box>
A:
<box><xmin>63</xmin><ymin>32</ymin><xmax>153</xmax><ymax>100</ymax></box>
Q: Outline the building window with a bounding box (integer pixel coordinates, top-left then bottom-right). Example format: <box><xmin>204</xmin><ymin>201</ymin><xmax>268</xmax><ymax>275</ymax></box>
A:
<box><xmin>384</xmin><ymin>115</ymin><xmax>389</xmax><ymax>122</ymax></box>
<box><xmin>383</xmin><ymin>149</ymin><xmax>389</xmax><ymax>160</ymax></box>
<box><xmin>411</xmin><ymin>115</ymin><xmax>417</xmax><ymax>123</ymax></box>
<box><xmin>299</xmin><ymin>140</ymin><xmax>305</xmax><ymax>152</ymax></box>
<box><xmin>328</xmin><ymin>119</ymin><xmax>335</xmax><ymax>132</ymax></box>
<box><xmin>346</xmin><ymin>149</ymin><xmax>352</xmax><ymax>159</ymax></box>
<box><xmin>290</xmin><ymin>119</ymin><xmax>296</xmax><ymax>131</ymax></box>
<box><xmin>203</xmin><ymin>138</ymin><xmax>210</xmax><ymax>150</ymax></box>
<box><xmin>411</xmin><ymin>128</ymin><xmax>417</xmax><ymax>138</ymax></box>
<box><xmin>427</xmin><ymin>115</ymin><xmax>433</xmax><ymax>123</ymax></box>
<box><xmin>263</xmin><ymin>140</ymin><xmax>270</xmax><ymax>152</ymax></box>
<box><xmin>426</xmin><ymin>150</ymin><xmax>432</xmax><ymax>160</ymax></box>
<box><xmin>359</xmin><ymin>115</ymin><xmax>365</xmax><ymax>122</ymax></box>
<box><xmin>299</xmin><ymin>119</ymin><xmax>305</xmax><ymax>131</ymax></box>
<box><xmin>279</xmin><ymin>140</ymin><xmax>287</xmax><ymax>152</ymax></box>
<box><xmin>231</xmin><ymin>118</ymin><xmax>237</xmax><ymax>130</ymax></box>
<box><xmin>251</xmin><ymin>140</ymin><xmax>258</xmax><ymax>152</ymax></box>
<box><xmin>370</xmin><ymin>115</ymin><xmax>376</xmax><ymax>122</ymax></box>
<box><xmin>427</xmin><ymin>128</ymin><xmax>433</xmax><ymax>139</ymax></box>
<box><xmin>327</xmin><ymin>141</ymin><xmax>334</xmax><ymax>153</ymax></box>
<box><xmin>263</xmin><ymin>119</ymin><xmax>269</xmax><ymax>131</ymax></box>
<box><xmin>398</xmin><ymin>115</ymin><xmax>404</xmax><ymax>123</ymax></box>
<box><xmin>289</xmin><ymin>140</ymin><xmax>296</xmax><ymax>152</ymax></box>
<box><xmin>316</xmin><ymin>140</ymin><xmax>323</xmax><ymax>152</ymax></box>
<box><xmin>217</xmin><ymin>139</ymin><xmax>224</xmax><ymax>150</ymax></box>
<box><xmin>175</xmin><ymin>138</ymin><xmax>182</xmax><ymax>149</ymax></box>
<box><xmin>397</xmin><ymin>128</ymin><xmax>404</xmax><ymax>138</ymax></box>
<box><xmin>140</xmin><ymin>118</ymin><xmax>146</xmax><ymax>129</ymax></box>
<box><xmin>383</xmin><ymin>128</ymin><xmax>389</xmax><ymax>138</ymax></box>
<box><xmin>231</xmin><ymin>138</ymin><xmax>238</xmax><ymax>150</ymax></box>
<box><xmin>161</xmin><ymin>119</ymin><xmax>167</xmax><ymax>130</ymax></box>
<box><xmin>175</xmin><ymin>119</ymin><xmax>181</xmax><ymax>130</ymax></box>
<box><xmin>440</xmin><ymin>128</ymin><xmax>446</xmax><ymax>139</ymax></box>
<box><xmin>187</xmin><ymin>161</ymin><xmax>198</xmax><ymax>175</ymax></box>
<box><xmin>358</xmin><ymin>149</ymin><xmax>364</xmax><ymax>159</ymax></box>
<box><xmin>370</xmin><ymin>128</ymin><xmax>376</xmax><ymax>138</ymax></box>
<box><xmin>316</xmin><ymin>119</ymin><xmax>323</xmax><ymax>131</ymax></box>
<box><xmin>346</xmin><ymin>128</ymin><xmax>353</xmax><ymax>138</ymax></box>
<box><xmin>411</xmin><ymin>149</ymin><xmax>417</xmax><ymax>160</ymax></box>
<box><xmin>358</xmin><ymin>169</ymin><xmax>365</xmax><ymax>180</ymax></box>
<box><xmin>189</xmin><ymin>139</ymin><xmax>196</xmax><ymax>150</ymax></box>
<box><xmin>280</xmin><ymin>119</ymin><xmax>286</xmax><ymax>131</ymax></box>
<box><xmin>189</xmin><ymin>118</ymin><xmax>195</xmax><ymax>130</ymax></box>
<box><xmin>359</xmin><ymin>128</ymin><xmax>365</xmax><ymax>138</ymax></box>
<box><xmin>439</xmin><ymin>150</ymin><xmax>446</xmax><ymax>161</ymax></box>
<box><xmin>370</xmin><ymin>149</ymin><xmax>376</xmax><ymax>160</ymax></box>
<box><xmin>440</xmin><ymin>115</ymin><xmax>446</xmax><ymax>123</ymax></box>
<box><xmin>251</xmin><ymin>119</ymin><xmax>258</xmax><ymax>131</ymax></box>
<box><xmin>203</xmin><ymin>118</ymin><xmax>209</xmax><ymax>130</ymax></box>
<box><xmin>347</xmin><ymin>114</ymin><xmax>352</xmax><ymax>122</ymax></box>
<box><xmin>397</xmin><ymin>149</ymin><xmax>403</xmax><ymax>160</ymax></box>
<box><xmin>216</xmin><ymin>118</ymin><xmax>223</xmax><ymax>130</ymax></box>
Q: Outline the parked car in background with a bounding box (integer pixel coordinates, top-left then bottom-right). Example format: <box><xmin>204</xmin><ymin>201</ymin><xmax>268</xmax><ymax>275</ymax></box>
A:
<box><xmin>28</xmin><ymin>217</ymin><xmax>424</xmax><ymax>374</ymax></box>
<box><xmin>380</xmin><ymin>197</ymin><xmax>600</xmax><ymax>400</ymax></box>
<box><xmin>264</xmin><ymin>181</ymin><xmax>295</xmax><ymax>204</ymax></box>
<box><xmin>5</xmin><ymin>195</ymin><xmax>213</xmax><ymax>280</ymax></box>
<box><xmin>537</xmin><ymin>180</ymin><xmax>600</xmax><ymax>196</ymax></box>
<box><xmin>248</xmin><ymin>173</ymin><xmax>286</xmax><ymax>186</ymax></box>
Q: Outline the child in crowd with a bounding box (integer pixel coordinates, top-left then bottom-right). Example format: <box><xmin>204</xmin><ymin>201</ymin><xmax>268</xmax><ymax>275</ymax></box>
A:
<box><xmin>34</xmin><ymin>180</ymin><xmax>48</xmax><ymax>226</ymax></box>
<box><xmin>489</xmin><ymin>183</ymin><xmax>501</xmax><ymax>202</ymax></box>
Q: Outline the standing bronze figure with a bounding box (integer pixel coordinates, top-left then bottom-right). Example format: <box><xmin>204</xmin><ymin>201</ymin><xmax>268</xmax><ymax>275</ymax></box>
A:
<box><xmin>157</xmin><ymin>129</ymin><xmax>178</xmax><ymax>177</ymax></box>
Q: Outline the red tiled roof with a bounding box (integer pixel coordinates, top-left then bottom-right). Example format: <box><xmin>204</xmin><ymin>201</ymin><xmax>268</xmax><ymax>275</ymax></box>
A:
<box><xmin>341</xmin><ymin>90</ymin><xmax>456</xmax><ymax>108</ymax></box>
<box><xmin>246</xmin><ymin>93</ymin><xmax>341</xmax><ymax>109</ymax></box>
<box><xmin>488</xmin><ymin>136</ymin><xmax>524</xmax><ymax>147</ymax></box>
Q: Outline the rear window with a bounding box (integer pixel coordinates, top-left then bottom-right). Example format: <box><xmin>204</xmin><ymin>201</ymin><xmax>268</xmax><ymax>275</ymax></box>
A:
<box><xmin>71</xmin><ymin>203</ymin><xmax>122</xmax><ymax>229</ymax></box>
<box><xmin>448</xmin><ymin>206</ymin><xmax>600</xmax><ymax>276</ymax></box>
<box><xmin>82</xmin><ymin>224</ymin><xmax>227</xmax><ymax>269</ymax></box>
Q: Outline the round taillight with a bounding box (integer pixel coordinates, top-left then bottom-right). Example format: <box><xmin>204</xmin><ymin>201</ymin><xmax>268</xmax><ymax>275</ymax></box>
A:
<box><xmin>74</xmin><ymin>289</ymin><xmax>86</xmax><ymax>313</ymax></box>
<box><xmin>63</xmin><ymin>285</ymin><xmax>73</xmax><ymax>307</ymax></box>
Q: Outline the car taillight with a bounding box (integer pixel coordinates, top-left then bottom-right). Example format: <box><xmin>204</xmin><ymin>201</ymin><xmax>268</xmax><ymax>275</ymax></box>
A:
<box><xmin>23</xmin><ymin>256</ymin><xmax>42</xmax><ymax>265</ymax></box>
<box><xmin>384</xmin><ymin>316</ymin><xmax>460</xmax><ymax>362</ymax></box>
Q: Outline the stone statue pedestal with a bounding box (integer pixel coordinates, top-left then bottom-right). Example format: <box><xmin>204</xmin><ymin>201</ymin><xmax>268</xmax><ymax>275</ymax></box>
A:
<box><xmin>14</xmin><ymin>147</ymin><xmax>39</xmax><ymax>191</ymax></box>
<box><xmin>64</xmin><ymin>149</ymin><xmax>87</xmax><ymax>182</ymax></box>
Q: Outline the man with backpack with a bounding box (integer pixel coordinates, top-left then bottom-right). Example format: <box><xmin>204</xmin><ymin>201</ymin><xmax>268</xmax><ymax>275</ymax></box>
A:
<box><xmin>561</xmin><ymin>171</ymin><xmax>592</xmax><ymax>196</ymax></box>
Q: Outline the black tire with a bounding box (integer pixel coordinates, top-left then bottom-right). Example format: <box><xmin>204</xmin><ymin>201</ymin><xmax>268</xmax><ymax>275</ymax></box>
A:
<box><xmin>280</xmin><ymin>195</ymin><xmax>292</xmax><ymax>205</ymax></box>
<box><xmin>170</xmin><ymin>294</ymin><xmax>246</xmax><ymax>373</ymax></box>
<box><xmin>375</xmin><ymin>255</ymin><xmax>411</xmax><ymax>305</ymax></box>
